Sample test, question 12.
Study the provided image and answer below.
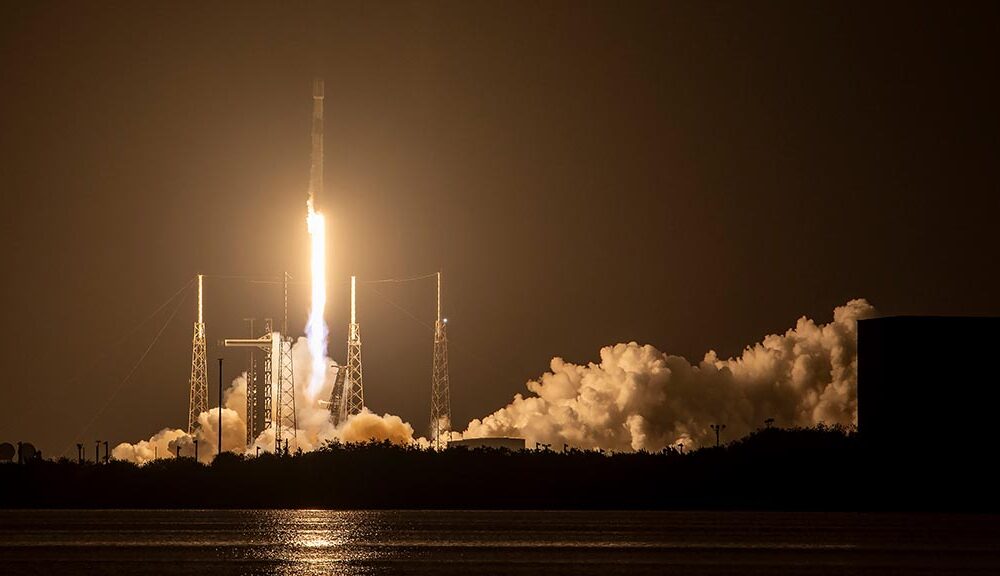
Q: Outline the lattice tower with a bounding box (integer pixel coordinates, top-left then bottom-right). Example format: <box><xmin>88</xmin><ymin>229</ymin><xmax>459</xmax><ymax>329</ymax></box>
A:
<box><xmin>346</xmin><ymin>275</ymin><xmax>364</xmax><ymax>416</ymax></box>
<box><xmin>188</xmin><ymin>274</ymin><xmax>209</xmax><ymax>434</ymax></box>
<box><xmin>275</xmin><ymin>336</ymin><xmax>297</xmax><ymax>452</ymax></box>
<box><xmin>430</xmin><ymin>271</ymin><xmax>451</xmax><ymax>449</ymax></box>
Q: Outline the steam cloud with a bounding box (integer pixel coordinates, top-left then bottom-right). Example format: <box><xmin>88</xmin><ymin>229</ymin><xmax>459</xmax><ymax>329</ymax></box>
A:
<box><xmin>463</xmin><ymin>299</ymin><xmax>875</xmax><ymax>451</ymax></box>
<box><xmin>112</xmin><ymin>337</ymin><xmax>415</xmax><ymax>464</ymax></box>
<box><xmin>114</xmin><ymin>299</ymin><xmax>874</xmax><ymax>462</ymax></box>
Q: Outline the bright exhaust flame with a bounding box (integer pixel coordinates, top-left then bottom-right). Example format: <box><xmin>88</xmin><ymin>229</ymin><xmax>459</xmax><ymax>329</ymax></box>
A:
<box><xmin>306</xmin><ymin>200</ymin><xmax>328</xmax><ymax>399</ymax></box>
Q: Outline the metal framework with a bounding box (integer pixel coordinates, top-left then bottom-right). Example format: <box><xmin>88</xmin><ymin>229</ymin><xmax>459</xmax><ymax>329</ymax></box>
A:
<box><xmin>328</xmin><ymin>364</ymin><xmax>348</xmax><ymax>426</ymax></box>
<box><xmin>276</xmin><ymin>336</ymin><xmax>297</xmax><ymax>451</ymax></box>
<box><xmin>261</xmin><ymin>318</ymin><xmax>273</xmax><ymax>434</ymax></box>
<box><xmin>328</xmin><ymin>276</ymin><xmax>365</xmax><ymax>426</ymax></box>
<box><xmin>346</xmin><ymin>275</ymin><xmax>364</xmax><ymax>416</ymax></box>
<box><xmin>430</xmin><ymin>271</ymin><xmax>451</xmax><ymax>449</ymax></box>
<box><xmin>224</xmin><ymin>318</ymin><xmax>298</xmax><ymax>451</ymax></box>
<box><xmin>243</xmin><ymin>318</ymin><xmax>258</xmax><ymax>445</ymax></box>
<box><xmin>188</xmin><ymin>274</ymin><xmax>209</xmax><ymax>434</ymax></box>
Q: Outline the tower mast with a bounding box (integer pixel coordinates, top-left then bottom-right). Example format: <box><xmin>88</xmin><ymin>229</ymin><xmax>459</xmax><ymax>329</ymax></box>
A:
<box><xmin>188</xmin><ymin>274</ymin><xmax>209</xmax><ymax>433</ymax></box>
<box><xmin>430</xmin><ymin>271</ymin><xmax>451</xmax><ymax>449</ymax></box>
<box><xmin>346</xmin><ymin>275</ymin><xmax>364</xmax><ymax>416</ymax></box>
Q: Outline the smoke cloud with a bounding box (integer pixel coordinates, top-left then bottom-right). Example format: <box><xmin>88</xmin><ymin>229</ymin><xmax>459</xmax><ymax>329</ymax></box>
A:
<box><xmin>113</xmin><ymin>337</ymin><xmax>415</xmax><ymax>464</ymax></box>
<box><xmin>463</xmin><ymin>299</ymin><xmax>875</xmax><ymax>451</ymax></box>
<box><xmin>113</xmin><ymin>299</ymin><xmax>875</xmax><ymax>462</ymax></box>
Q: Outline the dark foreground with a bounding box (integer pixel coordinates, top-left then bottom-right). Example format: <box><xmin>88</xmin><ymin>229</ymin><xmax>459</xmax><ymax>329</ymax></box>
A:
<box><xmin>1</xmin><ymin>428</ymin><xmax>996</xmax><ymax>511</ymax></box>
<box><xmin>2</xmin><ymin>509</ymin><xmax>999</xmax><ymax>576</ymax></box>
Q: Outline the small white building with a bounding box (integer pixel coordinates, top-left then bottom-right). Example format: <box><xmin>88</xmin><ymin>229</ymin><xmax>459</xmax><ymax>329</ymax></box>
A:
<box><xmin>447</xmin><ymin>437</ymin><xmax>526</xmax><ymax>451</ymax></box>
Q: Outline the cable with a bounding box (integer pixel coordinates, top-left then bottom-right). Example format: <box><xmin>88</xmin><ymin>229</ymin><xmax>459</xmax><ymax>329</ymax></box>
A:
<box><xmin>361</xmin><ymin>272</ymin><xmax>438</xmax><ymax>285</ymax></box>
<box><xmin>368</xmin><ymin>286</ymin><xmax>436</xmax><ymax>332</ymax></box>
<box><xmin>60</xmin><ymin>286</ymin><xmax>191</xmax><ymax>457</ymax></box>
<box><xmin>0</xmin><ymin>277</ymin><xmax>194</xmax><ymax>441</ymax></box>
<box><xmin>202</xmin><ymin>274</ymin><xmax>307</xmax><ymax>286</ymax></box>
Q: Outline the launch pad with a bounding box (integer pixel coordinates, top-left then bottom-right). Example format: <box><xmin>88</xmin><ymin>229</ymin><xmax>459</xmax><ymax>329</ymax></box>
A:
<box><xmin>183</xmin><ymin>79</ymin><xmax>454</xmax><ymax>455</ymax></box>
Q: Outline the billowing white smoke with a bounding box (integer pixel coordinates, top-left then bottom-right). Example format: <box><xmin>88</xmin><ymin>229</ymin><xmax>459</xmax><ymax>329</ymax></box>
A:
<box><xmin>112</xmin><ymin>336</ymin><xmax>415</xmax><ymax>464</ymax></box>
<box><xmin>112</xmin><ymin>299</ymin><xmax>875</xmax><ymax>462</ymax></box>
<box><xmin>463</xmin><ymin>299</ymin><xmax>875</xmax><ymax>451</ymax></box>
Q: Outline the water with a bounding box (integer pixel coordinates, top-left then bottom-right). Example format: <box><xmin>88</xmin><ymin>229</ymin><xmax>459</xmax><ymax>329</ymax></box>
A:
<box><xmin>1</xmin><ymin>510</ymin><xmax>998</xmax><ymax>575</ymax></box>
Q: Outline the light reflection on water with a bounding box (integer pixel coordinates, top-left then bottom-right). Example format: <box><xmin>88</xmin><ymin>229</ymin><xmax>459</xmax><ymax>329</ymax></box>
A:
<box><xmin>1</xmin><ymin>509</ymin><xmax>999</xmax><ymax>575</ymax></box>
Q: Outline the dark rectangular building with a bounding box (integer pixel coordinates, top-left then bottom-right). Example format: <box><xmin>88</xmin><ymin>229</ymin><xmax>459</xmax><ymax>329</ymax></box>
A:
<box><xmin>858</xmin><ymin>316</ymin><xmax>1000</xmax><ymax>462</ymax></box>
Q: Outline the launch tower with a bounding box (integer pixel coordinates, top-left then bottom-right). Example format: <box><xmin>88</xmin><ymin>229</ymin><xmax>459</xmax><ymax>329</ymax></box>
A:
<box><xmin>243</xmin><ymin>318</ymin><xmax>258</xmax><ymax>445</ymax></box>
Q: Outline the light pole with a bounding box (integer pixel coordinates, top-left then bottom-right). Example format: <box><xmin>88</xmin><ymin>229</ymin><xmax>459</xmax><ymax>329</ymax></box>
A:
<box><xmin>218</xmin><ymin>358</ymin><xmax>223</xmax><ymax>458</ymax></box>
<box><xmin>710</xmin><ymin>424</ymin><xmax>726</xmax><ymax>447</ymax></box>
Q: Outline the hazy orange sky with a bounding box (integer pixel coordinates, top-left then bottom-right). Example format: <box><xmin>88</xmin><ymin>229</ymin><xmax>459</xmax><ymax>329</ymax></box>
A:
<box><xmin>1</xmin><ymin>2</ymin><xmax>997</xmax><ymax>456</ymax></box>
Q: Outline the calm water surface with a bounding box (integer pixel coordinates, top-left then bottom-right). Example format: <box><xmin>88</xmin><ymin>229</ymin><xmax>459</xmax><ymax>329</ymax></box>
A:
<box><xmin>1</xmin><ymin>510</ymin><xmax>998</xmax><ymax>575</ymax></box>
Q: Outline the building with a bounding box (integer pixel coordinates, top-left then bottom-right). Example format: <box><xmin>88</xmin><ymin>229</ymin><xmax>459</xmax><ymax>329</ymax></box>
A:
<box><xmin>858</xmin><ymin>316</ymin><xmax>1000</xmax><ymax>496</ymax></box>
<box><xmin>447</xmin><ymin>437</ymin><xmax>526</xmax><ymax>451</ymax></box>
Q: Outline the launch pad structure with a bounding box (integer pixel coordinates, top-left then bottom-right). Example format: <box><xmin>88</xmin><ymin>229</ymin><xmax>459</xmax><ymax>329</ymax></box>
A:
<box><xmin>184</xmin><ymin>77</ymin><xmax>455</xmax><ymax>454</ymax></box>
<box><xmin>223</xmin><ymin>320</ymin><xmax>297</xmax><ymax>452</ymax></box>
<box><xmin>221</xmin><ymin>272</ymin><xmax>297</xmax><ymax>452</ymax></box>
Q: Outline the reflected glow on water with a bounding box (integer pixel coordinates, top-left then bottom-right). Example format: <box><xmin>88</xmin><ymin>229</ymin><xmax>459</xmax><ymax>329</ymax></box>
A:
<box><xmin>1</xmin><ymin>510</ymin><xmax>999</xmax><ymax>576</ymax></box>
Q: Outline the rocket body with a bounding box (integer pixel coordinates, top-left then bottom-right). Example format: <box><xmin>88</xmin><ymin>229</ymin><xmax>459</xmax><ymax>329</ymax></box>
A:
<box><xmin>305</xmin><ymin>77</ymin><xmax>329</xmax><ymax>399</ymax></box>
<box><xmin>309</xmin><ymin>78</ymin><xmax>324</xmax><ymax>210</ymax></box>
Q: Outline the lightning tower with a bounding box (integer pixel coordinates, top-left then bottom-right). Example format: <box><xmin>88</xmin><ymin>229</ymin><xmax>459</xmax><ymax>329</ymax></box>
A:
<box><xmin>275</xmin><ymin>334</ymin><xmax>297</xmax><ymax>452</ymax></box>
<box><xmin>328</xmin><ymin>276</ymin><xmax>364</xmax><ymax>426</ymax></box>
<box><xmin>346</xmin><ymin>275</ymin><xmax>365</xmax><ymax>415</ymax></box>
<box><xmin>188</xmin><ymin>274</ymin><xmax>209</xmax><ymax>433</ymax></box>
<box><xmin>275</xmin><ymin>271</ymin><xmax>297</xmax><ymax>452</ymax></box>
<box><xmin>430</xmin><ymin>271</ymin><xmax>451</xmax><ymax>449</ymax></box>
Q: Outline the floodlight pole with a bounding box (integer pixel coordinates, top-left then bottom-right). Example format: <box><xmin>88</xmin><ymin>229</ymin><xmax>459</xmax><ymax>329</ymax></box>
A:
<box><xmin>218</xmin><ymin>358</ymin><xmax>223</xmax><ymax>457</ymax></box>
<box><xmin>710</xmin><ymin>424</ymin><xmax>726</xmax><ymax>447</ymax></box>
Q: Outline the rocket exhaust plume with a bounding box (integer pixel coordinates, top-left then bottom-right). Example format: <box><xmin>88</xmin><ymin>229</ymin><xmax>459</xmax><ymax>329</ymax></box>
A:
<box><xmin>306</xmin><ymin>206</ymin><xmax>327</xmax><ymax>399</ymax></box>
<box><xmin>305</xmin><ymin>78</ymin><xmax>328</xmax><ymax>399</ymax></box>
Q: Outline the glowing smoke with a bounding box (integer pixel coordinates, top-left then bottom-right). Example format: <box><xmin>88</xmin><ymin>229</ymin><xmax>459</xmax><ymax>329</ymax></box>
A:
<box><xmin>113</xmin><ymin>337</ymin><xmax>415</xmax><ymax>463</ymax></box>
<box><xmin>463</xmin><ymin>299</ymin><xmax>876</xmax><ymax>451</ymax></box>
<box><xmin>305</xmin><ymin>202</ymin><xmax>328</xmax><ymax>400</ymax></box>
<box><xmin>113</xmin><ymin>299</ymin><xmax>875</xmax><ymax>462</ymax></box>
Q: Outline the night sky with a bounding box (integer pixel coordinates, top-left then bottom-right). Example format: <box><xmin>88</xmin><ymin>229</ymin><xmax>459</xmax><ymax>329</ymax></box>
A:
<box><xmin>2</xmin><ymin>2</ymin><xmax>997</xmax><ymax>457</ymax></box>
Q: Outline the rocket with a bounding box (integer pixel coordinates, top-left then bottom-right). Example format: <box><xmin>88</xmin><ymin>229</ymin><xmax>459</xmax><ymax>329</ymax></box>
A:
<box><xmin>309</xmin><ymin>78</ymin><xmax>324</xmax><ymax>211</ymax></box>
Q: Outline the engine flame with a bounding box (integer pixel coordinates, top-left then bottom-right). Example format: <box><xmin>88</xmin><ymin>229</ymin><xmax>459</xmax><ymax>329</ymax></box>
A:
<box><xmin>306</xmin><ymin>200</ymin><xmax>328</xmax><ymax>399</ymax></box>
